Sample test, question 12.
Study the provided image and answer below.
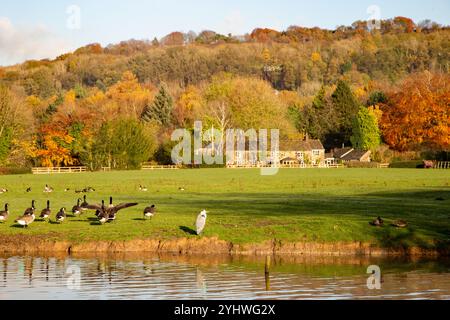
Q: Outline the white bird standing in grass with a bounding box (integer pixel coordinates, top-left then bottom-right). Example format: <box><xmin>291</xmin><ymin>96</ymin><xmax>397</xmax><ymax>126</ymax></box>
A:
<box><xmin>44</xmin><ymin>185</ymin><xmax>54</xmax><ymax>193</ymax></box>
<box><xmin>196</xmin><ymin>210</ymin><xmax>208</xmax><ymax>235</ymax></box>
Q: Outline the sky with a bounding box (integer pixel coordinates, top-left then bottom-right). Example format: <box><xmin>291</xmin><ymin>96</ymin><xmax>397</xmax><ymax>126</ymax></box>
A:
<box><xmin>1</xmin><ymin>0</ymin><xmax>449</xmax><ymax>66</ymax></box>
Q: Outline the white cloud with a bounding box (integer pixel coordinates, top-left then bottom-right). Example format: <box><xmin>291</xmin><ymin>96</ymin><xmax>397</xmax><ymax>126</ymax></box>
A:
<box><xmin>0</xmin><ymin>17</ymin><xmax>73</xmax><ymax>66</ymax></box>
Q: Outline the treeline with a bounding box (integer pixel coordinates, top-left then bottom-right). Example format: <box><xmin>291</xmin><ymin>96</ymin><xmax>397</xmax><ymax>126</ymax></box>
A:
<box><xmin>0</xmin><ymin>17</ymin><xmax>449</xmax><ymax>169</ymax></box>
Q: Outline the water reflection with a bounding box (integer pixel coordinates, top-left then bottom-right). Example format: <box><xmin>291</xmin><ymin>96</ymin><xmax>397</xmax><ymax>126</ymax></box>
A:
<box><xmin>0</xmin><ymin>253</ymin><xmax>449</xmax><ymax>300</ymax></box>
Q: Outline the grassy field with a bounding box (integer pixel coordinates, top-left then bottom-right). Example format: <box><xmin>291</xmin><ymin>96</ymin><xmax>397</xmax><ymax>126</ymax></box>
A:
<box><xmin>0</xmin><ymin>168</ymin><xmax>449</xmax><ymax>248</ymax></box>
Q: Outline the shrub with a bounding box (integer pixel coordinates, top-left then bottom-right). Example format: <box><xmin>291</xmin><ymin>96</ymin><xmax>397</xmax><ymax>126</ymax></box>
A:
<box><xmin>0</xmin><ymin>167</ymin><xmax>31</xmax><ymax>175</ymax></box>
<box><xmin>389</xmin><ymin>161</ymin><xmax>424</xmax><ymax>168</ymax></box>
<box><xmin>345</xmin><ymin>162</ymin><xmax>380</xmax><ymax>168</ymax></box>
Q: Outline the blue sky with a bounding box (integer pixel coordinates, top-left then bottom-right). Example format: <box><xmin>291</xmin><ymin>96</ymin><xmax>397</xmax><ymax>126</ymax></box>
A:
<box><xmin>1</xmin><ymin>0</ymin><xmax>449</xmax><ymax>66</ymax></box>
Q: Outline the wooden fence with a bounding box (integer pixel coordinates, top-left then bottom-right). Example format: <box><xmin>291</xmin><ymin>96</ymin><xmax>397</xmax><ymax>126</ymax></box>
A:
<box><xmin>141</xmin><ymin>164</ymin><xmax>180</xmax><ymax>170</ymax></box>
<box><xmin>434</xmin><ymin>161</ymin><xmax>450</xmax><ymax>169</ymax></box>
<box><xmin>227</xmin><ymin>163</ymin><xmax>345</xmax><ymax>169</ymax></box>
<box><xmin>32</xmin><ymin>166</ymin><xmax>87</xmax><ymax>175</ymax></box>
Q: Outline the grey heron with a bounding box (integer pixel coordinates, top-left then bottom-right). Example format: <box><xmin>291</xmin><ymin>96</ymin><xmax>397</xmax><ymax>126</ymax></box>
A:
<box><xmin>196</xmin><ymin>210</ymin><xmax>208</xmax><ymax>235</ymax></box>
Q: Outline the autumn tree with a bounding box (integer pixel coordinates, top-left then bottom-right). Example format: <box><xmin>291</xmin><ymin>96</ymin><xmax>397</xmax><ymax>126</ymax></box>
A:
<box><xmin>173</xmin><ymin>86</ymin><xmax>204</xmax><ymax>127</ymax></box>
<box><xmin>380</xmin><ymin>72</ymin><xmax>450</xmax><ymax>151</ymax></box>
<box><xmin>161</xmin><ymin>32</ymin><xmax>185</xmax><ymax>46</ymax></box>
<box><xmin>0</xmin><ymin>86</ymin><xmax>14</xmax><ymax>161</ymax></box>
<box><xmin>106</xmin><ymin>71</ymin><xmax>152</xmax><ymax>118</ymax></box>
<box><xmin>33</xmin><ymin>128</ymin><xmax>75</xmax><ymax>167</ymax></box>
<box><xmin>0</xmin><ymin>85</ymin><xmax>33</xmax><ymax>165</ymax></box>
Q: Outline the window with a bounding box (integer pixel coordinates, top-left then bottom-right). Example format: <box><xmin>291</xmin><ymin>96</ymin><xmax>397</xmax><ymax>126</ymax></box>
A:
<box><xmin>312</xmin><ymin>150</ymin><xmax>321</xmax><ymax>156</ymax></box>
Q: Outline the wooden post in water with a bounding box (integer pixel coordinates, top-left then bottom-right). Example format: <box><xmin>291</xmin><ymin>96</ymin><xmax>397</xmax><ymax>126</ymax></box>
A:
<box><xmin>265</xmin><ymin>255</ymin><xmax>271</xmax><ymax>291</ymax></box>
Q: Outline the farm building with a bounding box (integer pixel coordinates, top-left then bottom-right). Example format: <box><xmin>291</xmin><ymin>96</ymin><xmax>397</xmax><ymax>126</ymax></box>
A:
<box><xmin>328</xmin><ymin>147</ymin><xmax>372</xmax><ymax>163</ymax></box>
<box><xmin>229</xmin><ymin>139</ymin><xmax>326</xmax><ymax>167</ymax></box>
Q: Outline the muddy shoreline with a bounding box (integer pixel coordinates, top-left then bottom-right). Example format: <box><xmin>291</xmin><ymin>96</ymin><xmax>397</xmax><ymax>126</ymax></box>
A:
<box><xmin>0</xmin><ymin>236</ymin><xmax>448</xmax><ymax>257</ymax></box>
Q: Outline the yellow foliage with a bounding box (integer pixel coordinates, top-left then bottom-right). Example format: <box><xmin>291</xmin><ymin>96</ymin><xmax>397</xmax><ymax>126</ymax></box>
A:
<box><xmin>25</xmin><ymin>95</ymin><xmax>42</xmax><ymax>108</ymax></box>
<box><xmin>311</xmin><ymin>52</ymin><xmax>322</xmax><ymax>63</ymax></box>
<box><xmin>368</xmin><ymin>105</ymin><xmax>383</xmax><ymax>122</ymax></box>
<box><xmin>65</xmin><ymin>90</ymin><xmax>76</xmax><ymax>105</ymax></box>
<box><xmin>262</xmin><ymin>48</ymin><xmax>271</xmax><ymax>62</ymax></box>
<box><xmin>354</xmin><ymin>86</ymin><xmax>367</xmax><ymax>99</ymax></box>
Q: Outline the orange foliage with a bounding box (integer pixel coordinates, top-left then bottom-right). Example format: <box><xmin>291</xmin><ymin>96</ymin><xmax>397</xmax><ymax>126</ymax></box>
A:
<box><xmin>250</xmin><ymin>28</ymin><xmax>280</xmax><ymax>42</ymax></box>
<box><xmin>380</xmin><ymin>72</ymin><xmax>450</xmax><ymax>151</ymax></box>
<box><xmin>161</xmin><ymin>32</ymin><xmax>185</xmax><ymax>46</ymax></box>
<box><xmin>34</xmin><ymin>128</ymin><xmax>75</xmax><ymax>167</ymax></box>
<box><xmin>393</xmin><ymin>16</ymin><xmax>415</xmax><ymax>33</ymax></box>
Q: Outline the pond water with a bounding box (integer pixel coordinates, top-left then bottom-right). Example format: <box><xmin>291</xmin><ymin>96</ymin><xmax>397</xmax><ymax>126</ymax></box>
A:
<box><xmin>0</xmin><ymin>253</ymin><xmax>449</xmax><ymax>300</ymax></box>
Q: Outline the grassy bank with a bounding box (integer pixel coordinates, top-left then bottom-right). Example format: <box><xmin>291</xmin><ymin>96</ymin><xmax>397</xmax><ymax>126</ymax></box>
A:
<box><xmin>0</xmin><ymin>168</ymin><xmax>449</xmax><ymax>252</ymax></box>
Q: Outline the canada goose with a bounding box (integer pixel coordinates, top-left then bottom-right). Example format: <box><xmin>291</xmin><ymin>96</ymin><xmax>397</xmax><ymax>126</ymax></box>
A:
<box><xmin>94</xmin><ymin>200</ymin><xmax>106</xmax><ymax>218</ymax></box>
<box><xmin>80</xmin><ymin>195</ymin><xmax>89</xmax><ymax>211</ymax></box>
<box><xmin>72</xmin><ymin>198</ymin><xmax>83</xmax><ymax>216</ymax></box>
<box><xmin>87</xmin><ymin>199</ymin><xmax>138</xmax><ymax>224</ymax></box>
<box><xmin>24</xmin><ymin>200</ymin><xmax>36</xmax><ymax>216</ymax></box>
<box><xmin>144</xmin><ymin>205</ymin><xmax>156</xmax><ymax>219</ymax></box>
<box><xmin>40</xmin><ymin>200</ymin><xmax>51</xmax><ymax>221</ymax></box>
<box><xmin>0</xmin><ymin>188</ymin><xmax>8</xmax><ymax>194</ymax></box>
<box><xmin>83</xmin><ymin>187</ymin><xmax>96</xmax><ymax>193</ymax></box>
<box><xmin>196</xmin><ymin>210</ymin><xmax>208</xmax><ymax>235</ymax></box>
<box><xmin>108</xmin><ymin>197</ymin><xmax>114</xmax><ymax>209</ymax></box>
<box><xmin>26</xmin><ymin>187</ymin><xmax>32</xmax><ymax>193</ymax></box>
<box><xmin>0</xmin><ymin>204</ymin><xmax>9</xmax><ymax>223</ymax></box>
<box><xmin>64</xmin><ymin>188</ymin><xmax>70</xmax><ymax>192</ymax></box>
<box><xmin>107</xmin><ymin>202</ymin><xmax>138</xmax><ymax>222</ymax></box>
<box><xmin>98</xmin><ymin>211</ymin><xmax>109</xmax><ymax>225</ymax></box>
<box><xmin>15</xmin><ymin>212</ymin><xmax>36</xmax><ymax>228</ymax></box>
<box><xmin>75</xmin><ymin>189</ymin><xmax>83</xmax><ymax>194</ymax></box>
<box><xmin>179</xmin><ymin>187</ymin><xmax>185</xmax><ymax>191</ymax></box>
<box><xmin>370</xmin><ymin>216</ymin><xmax>384</xmax><ymax>227</ymax></box>
<box><xmin>139</xmin><ymin>185</ymin><xmax>148</xmax><ymax>192</ymax></box>
<box><xmin>44</xmin><ymin>185</ymin><xmax>54</xmax><ymax>193</ymax></box>
<box><xmin>392</xmin><ymin>220</ymin><xmax>408</xmax><ymax>228</ymax></box>
<box><xmin>56</xmin><ymin>208</ymin><xmax>66</xmax><ymax>223</ymax></box>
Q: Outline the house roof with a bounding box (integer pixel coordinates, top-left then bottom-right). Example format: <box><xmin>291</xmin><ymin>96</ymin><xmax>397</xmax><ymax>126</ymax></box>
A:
<box><xmin>333</xmin><ymin>147</ymin><xmax>354</xmax><ymax>159</ymax></box>
<box><xmin>279</xmin><ymin>140</ymin><xmax>324</xmax><ymax>151</ymax></box>
<box><xmin>280</xmin><ymin>157</ymin><xmax>299</xmax><ymax>162</ymax></box>
<box><xmin>332</xmin><ymin>148</ymin><xmax>371</xmax><ymax>161</ymax></box>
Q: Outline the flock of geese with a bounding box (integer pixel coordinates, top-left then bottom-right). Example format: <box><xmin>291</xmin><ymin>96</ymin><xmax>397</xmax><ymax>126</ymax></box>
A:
<box><xmin>0</xmin><ymin>185</ymin><xmax>208</xmax><ymax>235</ymax></box>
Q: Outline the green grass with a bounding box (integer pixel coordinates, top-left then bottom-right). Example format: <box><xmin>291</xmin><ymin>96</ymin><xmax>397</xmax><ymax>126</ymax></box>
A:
<box><xmin>0</xmin><ymin>168</ymin><xmax>449</xmax><ymax>248</ymax></box>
